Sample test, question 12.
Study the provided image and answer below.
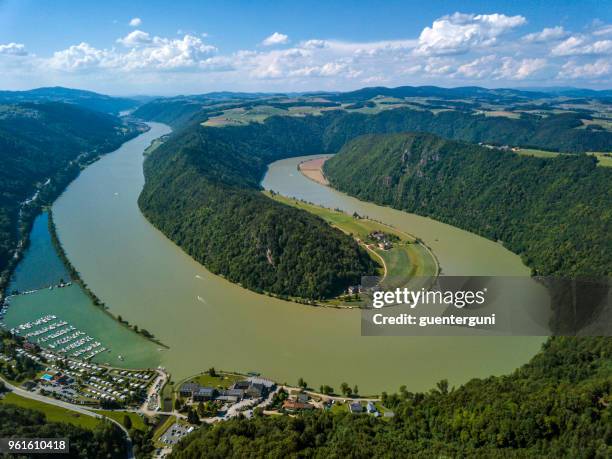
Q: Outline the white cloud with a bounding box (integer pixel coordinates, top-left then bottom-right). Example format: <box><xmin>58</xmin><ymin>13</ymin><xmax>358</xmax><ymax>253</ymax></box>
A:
<box><xmin>522</xmin><ymin>26</ymin><xmax>567</xmax><ymax>43</ymax></box>
<box><xmin>552</xmin><ymin>36</ymin><xmax>612</xmax><ymax>56</ymax></box>
<box><xmin>498</xmin><ymin>57</ymin><xmax>547</xmax><ymax>79</ymax></box>
<box><xmin>117</xmin><ymin>30</ymin><xmax>152</xmax><ymax>47</ymax></box>
<box><xmin>262</xmin><ymin>32</ymin><xmax>289</xmax><ymax>46</ymax></box>
<box><xmin>123</xmin><ymin>34</ymin><xmax>217</xmax><ymax>70</ymax></box>
<box><xmin>48</xmin><ymin>42</ymin><xmax>115</xmax><ymax>71</ymax></box>
<box><xmin>415</xmin><ymin>12</ymin><xmax>526</xmax><ymax>56</ymax></box>
<box><xmin>2</xmin><ymin>12</ymin><xmax>611</xmax><ymax>92</ymax></box>
<box><xmin>0</xmin><ymin>42</ymin><xmax>28</xmax><ymax>56</ymax></box>
<box><xmin>593</xmin><ymin>24</ymin><xmax>612</xmax><ymax>36</ymax></box>
<box><xmin>49</xmin><ymin>33</ymin><xmax>217</xmax><ymax>72</ymax></box>
<box><xmin>129</xmin><ymin>17</ymin><xmax>142</xmax><ymax>27</ymax></box>
<box><xmin>558</xmin><ymin>58</ymin><xmax>611</xmax><ymax>79</ymax></box>
<box><xmin>454</xmin><ymin>55</ymin><xmax>546</xmax><ymax>80</ymax></box>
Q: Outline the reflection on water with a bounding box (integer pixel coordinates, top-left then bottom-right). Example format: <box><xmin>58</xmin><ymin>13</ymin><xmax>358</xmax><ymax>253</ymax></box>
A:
<box><xmin>48</xmin><ymin>126</ymin><xmax>545</xmax><ymax>393</ymax></box>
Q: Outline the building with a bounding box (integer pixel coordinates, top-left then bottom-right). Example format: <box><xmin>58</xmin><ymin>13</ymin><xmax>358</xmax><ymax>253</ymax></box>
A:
<box><xmin>179</xmin><ymin>382</ymin><xmax>200</xmax><ymax>398</ymax></box>
<box><xmin>192</xmin><ymin>387</ymin><xmax>217</xmax><ymax>401</ymax></box>
<box><xmin>349</xmin><ymin>402</ymin><xmax>363</xmax><ymax>413</ymax></box>
<box><xmin>296</xmin><ymin>393</ymin><xmax>309</xmax><ymax>404</ymax></box>
<box><xmin>245</xmin><ymin>382</ymin><xmax>266</xmax><ymax>399</ymax></box>
<box><xmin>366</xmin><ymin>402</ymin><xmax>378</xmax><ymax>414</ymax></box>
<box><xmin>283</xmin><ymin>400</ymin><xmax>314</xmax><ymax>411</ymax></box>
<box><xmin>226</xmin><ymin>388</ymin><xmax>245</xmax><ymax>400</ymax></box>
<box><xmin>231</xmin><ymin>380</ymin><xmax>250</xmax><ymax>390</ymax></box>
<box><xmin>246</xmin><ymin>376</ymin><xmax>276</xmax><ymax>390</ymax></box>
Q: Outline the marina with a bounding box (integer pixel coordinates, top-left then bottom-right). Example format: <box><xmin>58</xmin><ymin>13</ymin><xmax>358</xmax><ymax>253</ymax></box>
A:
<box><xmin>11</xmin><ymin>314</ymin><xmax>108</xmax><ymax>360</ymax></box>
<box><xmin>1</xmin><ymin>211</ymin><xmax>161</xmax><ymax>369</ymax></box>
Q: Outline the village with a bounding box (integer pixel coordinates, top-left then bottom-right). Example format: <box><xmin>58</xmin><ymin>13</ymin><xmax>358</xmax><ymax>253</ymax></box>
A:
<box><xmin>1</xmin><ymin>325</ymin><xmax>392</xmax><ymax>458</ymax></box>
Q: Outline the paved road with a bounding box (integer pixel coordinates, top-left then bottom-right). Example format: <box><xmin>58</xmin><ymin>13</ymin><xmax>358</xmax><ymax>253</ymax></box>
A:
<box><xmin>0</xmin><ymin>376</ymin><xmax>134</xmax><ymax>459</ymax></box>
<box><xmin>140</xmin><ymin>369</ymin><xmax>168</xmax><ymax>416</ymax></box>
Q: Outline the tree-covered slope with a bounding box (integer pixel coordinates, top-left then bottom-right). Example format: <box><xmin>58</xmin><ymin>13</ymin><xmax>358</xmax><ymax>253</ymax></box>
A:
<box><xmin>324</xmin><ymin>132</ymin><xmax>611</xmax><ymax>277</ymax></box>
<box><xmin>0</xmin><ymin>102</ymin><xmax>140</xmax><ymax>285</ymax></box>
<box><xmin>0</xmin><ymin>403</ymin><xmax>128</xmax><ymax>458</ymax></box>
<box><xmin>0</xmin><ymin>87</ymin><xmax>138</xmax><ymax>114</ymax></box>
<box><xmin>170</xmin><ymin>336</ymin><xmax>611</xmax><ymax>458</ymax></box>
<box><xmin>319</xmin><ymin>108</ymin><xmax>612</xmax><ymax>153</ymax></box>
<box><xmin>138</xmin><ymin>118</ymin><xmax>377</xmax><ymax>300</ymax></box>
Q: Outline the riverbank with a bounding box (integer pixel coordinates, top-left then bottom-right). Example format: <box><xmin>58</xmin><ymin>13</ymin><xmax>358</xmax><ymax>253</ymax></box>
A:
<box><xmin>52</xmin><ymin>129</ymin><xmax>544</xmax><ymax>394</ymax></box>
<box><xmin>0</xmin><ymin>122</ymin><xmax>149</xmax><ymax>307</ymax></box>
<box><xmin>265</xmin><ymin>191</ymin><xmax>439</xmax><ymax>305</ymax></box>
<box><xmin>298</xmin><ymin>157</ymin><xmax>331</xmax><ymax>186</ymax></box>
<box><xmin>295</xmin><ymin>157</ymin><xmax>442</xmax><ymax>278</ymax></box>
<box><xmin>48</xmin><ymin>199</ymin><xmax>168</xmax><ymax>350</ymax></box>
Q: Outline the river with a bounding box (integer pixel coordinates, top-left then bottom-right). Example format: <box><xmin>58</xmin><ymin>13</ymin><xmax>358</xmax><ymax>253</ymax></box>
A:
<box><xmin>11</xmin><ymin>123</ymin><xmax>546</xmax><ymax>394</ymax></box>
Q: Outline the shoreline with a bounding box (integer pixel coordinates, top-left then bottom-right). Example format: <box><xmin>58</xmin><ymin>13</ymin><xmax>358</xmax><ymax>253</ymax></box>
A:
<box><xmin>297</xmin><ymin>156</ymin><xmax>332</xmax><ymax>186</ymax></box>
<box><xmin>0</xmin><ymin>122</ymin><xmax>148</xmax><ymax>305</ymax></box>
<box><xmin>48</xmin><ymin>197</ymin><xmax>170</xmax><ymax>351</ymax></box>
<box><xmin>294</xmin><ymin>157</ymin><xmax>442</xmax><ymax>280</ymax></box>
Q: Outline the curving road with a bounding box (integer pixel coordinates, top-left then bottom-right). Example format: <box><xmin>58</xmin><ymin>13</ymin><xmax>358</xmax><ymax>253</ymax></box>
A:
<box><xmin>0</xmin><ymin>376</ymin><xmax>134</xmax><ymax>459</ymax></box>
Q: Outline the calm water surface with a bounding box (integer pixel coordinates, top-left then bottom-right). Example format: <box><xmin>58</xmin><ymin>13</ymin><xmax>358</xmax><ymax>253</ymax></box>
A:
<box><xmin>3</xmin><ymin>212</ymin><xmax>159</xmax><ymax>368</ymax></box>
<box><xmin>42</xmin><ymin>123</ymin><xmax>546</xmax><ymax>393</ymax></box>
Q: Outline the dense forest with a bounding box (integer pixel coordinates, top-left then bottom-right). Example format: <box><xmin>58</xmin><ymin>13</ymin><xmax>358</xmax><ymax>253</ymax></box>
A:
<box><xmin>137</xmin><ymin>99</ymin><xmax>611</xmax><ymax>298</ymax></box>
<box><xmin>0</xmin><ymin>87</ymin><xmax>138</xmax><ymax>114</ymax></box>
<box><xmin>0</xmin><ymin>102</ymin><xmax>141</xmax><ymax>288</ymax></box>
<box><xmin>133</xmin><ymin>92</ymin><xmax>612</xmax><ymax>457</ymax></box>
<box><xmin>170</xmin><ymin>336</ymin><xmax>611</xmax><ymax>458</ymax></box>
<box><xmin>317</xmin><ymin>107</ymin><xmax>612</xmax><ymax>153</ymax></box>
<box><xmin>324</xmin><ymin>132</ymin><xmax>611</xmax><ymax>278</ymax></box>
<box><xmin>0</xmin><ymin>403</ymin><xmax>128</xmax><ymax>458</ymax></box>
<box><xmin>139</xmin><ymin>117</ymin><xmax>377</xmax><ymax>300</ymax></box>
<box><xmin>137</xmin><ymin>88</ymin><xmax>612</xmax><ymax>153</ymax></box>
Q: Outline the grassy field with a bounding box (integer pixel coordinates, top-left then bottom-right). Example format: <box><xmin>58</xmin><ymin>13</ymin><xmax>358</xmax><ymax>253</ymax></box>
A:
<box><xmin>187</xmin><ymin>373</ymin><xmax>244</xmax><ymax>389</ymax></box>
<box><xmin>588</xmin><ymin>152</ymin><xmax>612</xmax><ymax>167</ymax></box>
<box><xmin>202</xmin><ymin>104</ymin><xmax>343</xmax><ymax>127</ymax></box>
<box><xmin>0</xmin><ymin>392</ymin><xmax>102</xmax><ymax>429</ymax></box>
<box><xmin>266</xmin><ymin>192</ymin><xmax>438</xmax><ymax>299</ymax></box>
<box><xmin>174</xmin><ymin>372</ymin><xmax>245</xmax><ymax>402</ymax></box>
<box><xmin>482</xmin><ymin>110</ymin><xmax>521</xmax><ymax>119</ymax></box>
<box><xmin>94</xmin><ymin>409</ymin><xmax>147</xmax><ymax>431</ymax></box>
<box><xmin>515</xmin><ymin>148</ymin><xmax>612</xmax><ymax>167</ymax></box>
<box><xmin>515</xmin><ymin>148</ymin><xmax>561</xmax><ymax>158</ymax></box>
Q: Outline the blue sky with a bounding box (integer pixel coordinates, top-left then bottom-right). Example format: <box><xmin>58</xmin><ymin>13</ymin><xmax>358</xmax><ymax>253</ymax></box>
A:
<box><xmin>0</xmin><ymin>0</ymin><xmax>611</xmax><ymax>95</ymax></box>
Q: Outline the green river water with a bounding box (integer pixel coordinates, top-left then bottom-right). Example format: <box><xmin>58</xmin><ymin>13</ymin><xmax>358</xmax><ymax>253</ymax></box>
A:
<box><xmin>4</xmin><ymin>123</ymin><xmax>546</xmax><ymax>394</ymax></box>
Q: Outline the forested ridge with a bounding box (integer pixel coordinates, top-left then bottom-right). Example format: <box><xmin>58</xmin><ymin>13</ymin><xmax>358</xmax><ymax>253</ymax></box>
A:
<box><xmin>170</xmin><ymin>337</ymin><xmax>611</xmax><ymax>458</ymax></box>
<box><xmin>138</xmin><ymin>117</ymin><xmax>377</xmax><ymax>300</ymax></box>
<box><xmin>0</xmin><ymin>102</ymin><xmax>141</xmax><ymax>287</ymax></box>
<box><xmin>318</xmin><ymin>107</ymin><xmax>612</xmax><ymax>153</ymax></box>
<box><xmin>135</xmin><ymin>97</ymin><xmax>612</xmax><ymax>457</ymax></box>
<box><xmin>0</xmin><ymin>86</ymin><xmax>138</xmax><ymax>114</ymax></box>
<box><xmin>324</xmin><ymin>132</ymin><xmax>611</xmax><ymax>277</ymax></box>
<box><xmin>138</xmin><ymin>98</ymin><xmax>612</xmax><ymax>153</ymax></box>
<box><xmin>0</xmin><ymin>404</ymin><xmax>128</xmax><ymax>458</ymax></box>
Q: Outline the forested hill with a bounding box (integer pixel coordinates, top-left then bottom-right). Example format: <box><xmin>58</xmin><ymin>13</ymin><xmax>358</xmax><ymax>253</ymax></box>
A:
<box><xmin>0</xmin><ymin>87</ymin><xmax>138</xmax><ymax>114</ymax></box>
<box><xmin>138</xmin><ymin>117</ymin><xmax>377</xmax><ymax>300</ymax></box>
<box><xmin>0</xmin><ymin>404</ymin><xmax>128</xmax><ymax>458</ymax></box>
<box><xmin>171</xmin><ymin>337</ymin><xmax>611</xmax><ymax>457</ymax></box>
<box><xmin>137</xmin><ymin>97</ymin><xmax>612</xmax><ymax>153</ymax></box>
<box><xmin>0</xmin><ymin>102</ymin><xmax>142</xmax><ymax>287</ymax></box>
<box><xmin>324</xmin><ymin>132</ymin><xmax>611</xmax><ymax>277</ymax></box>
<box><xmin>318</xmin><ymin>107</ymin><xmax>612</xmax><ymax>153</ymax></box>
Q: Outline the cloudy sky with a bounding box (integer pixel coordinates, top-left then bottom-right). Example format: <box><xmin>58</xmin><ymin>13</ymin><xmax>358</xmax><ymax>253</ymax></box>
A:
<box><xmin>0</xmin><ymin>0</ymin><xmax>611</xmax><ymax>95</ymax></box>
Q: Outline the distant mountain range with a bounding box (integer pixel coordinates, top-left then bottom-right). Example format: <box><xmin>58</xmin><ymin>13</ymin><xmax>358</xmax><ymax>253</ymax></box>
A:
<box><xmin>1</xmin><ymin>85</ymin><xmax>611</xmax><ymax>112</ymax></box>
<box><xmin>0</xmin><ymin>87</ymin><xmax>139</xmax><ymax>114</ymax></box>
